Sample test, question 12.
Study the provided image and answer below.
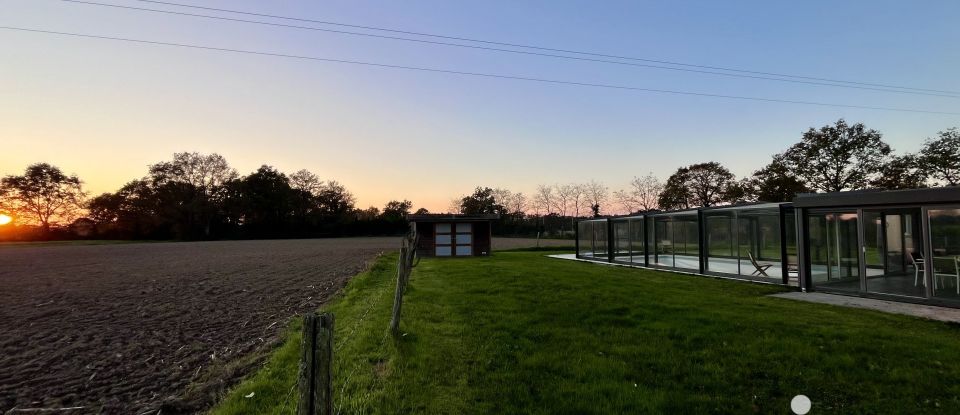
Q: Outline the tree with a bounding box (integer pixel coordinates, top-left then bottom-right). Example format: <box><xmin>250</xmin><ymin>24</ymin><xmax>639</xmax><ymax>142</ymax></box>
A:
<box><xmin>460</xmin><ymin>187</ymin><xmax>502</xmax><ymax>215</ymax></box>
<box><xmin>1</xmin><ymin>163</ymin><xmax>86</xmax><ymax>234</ymax></box>
<box><xmin>781</xmin><ymin>119</ymin><xmax>891</xmax><ymax>193</ymax></box>
<box><xmin>356</xmin><ymin>206</ymin><xmax>380</xmax><ymax>221</ymax></box>
<box><xmin>149</xmin><ymin>152</ymin><xmax>237</xmax><ymax>197</ymax></box>
<box><xmin>658</xmin><ymin>167</ymin><xmax>691</xmax><ymax>210</ymax></box>
<box><xmin>919</xmin><ymin>128</ymin><xmax>960</xmax><ymax>186</ymax></box>
<box><xmin>583</xmin><ymin>180</ymin><xmax>608</xmax><ymax>217</ymax></box>
<box><xmin>657</xmin><ymin>162</ymin><xmax>736</xmax><ymax>209</ymax></box>
<box><xmin>491</xmin><ymin>188</ymin><xmax>513</xmax><ymax>215</ymax></box>
<box><xmin>289</xmin><ymin>169</ymin><xmax>323</xmax><ymax>195</ymax></box>
<box><xmin>551</xmin><ymin>184</ymin><xmax>573</xmax><ymax>218</ymax></box>
<box><xmin>870</xmin><ymin>154</ymin><xmax>928</xmax><ymax>190</ymax></box>
<box><xmin>230</xmin><ymin>166</ymin><xmax>297</xmax><ymax>231</ymax></box>
<box><xmin>747</xmin><ymin>156</ymin><xmax>810</xmax><ymax>202</ymax></box>
<box><xmin>148</xmin><ymin>152</ymin><xmax>238</xmax><ymax>238</ymax></box>
<box><xmin>382</xmin><ymin>200</ymin><xmax>413</xmax><ymax>221</ymax></box>
<box><xmin>508</xmin><ymin>192</ymin><xmax>528</xmax><ymax>216</ymax></box>
<box><xmin>569</xmin><ymin>184</ymin><xmax>587</xmax><ymax>218</ymax></box>
<box><xmin>613</xmin><ymin>189</ymin><xmax>637</xmax><ymax>215</ymax></box>
<box><xmin>413</xmin><ymin>207</ymin><xmax>429</xmax><ymax>215</ymax></box>
<box><xmin>615</xmin><ymin>173</ymin><xmax>663</xmax><ymax>213</ymax></box>
<box><xmin>315</xmin><ymin>180</ymin><xmax>356</xmax><ymax>216</ymax></box>
<box><xmin>87</xmin><ymin>179</ymin><xmax>163</xmax><ymax>238</ymax></box>
<box><xmin>533</xmin><ymin>185</ymin><xmax>554</xmax><ymax>216</ymax></box>
<box><xmin>686</xmin><ymin>162</ymin><xmax>735</xmax><ymax>207</ymax></box>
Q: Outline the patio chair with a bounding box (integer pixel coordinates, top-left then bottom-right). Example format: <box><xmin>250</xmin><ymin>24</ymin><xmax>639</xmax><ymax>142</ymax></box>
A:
<box><xmin>910</xmin><ymin>252</ymin><xmax>925</xmax><ymax>287</ymax></box>
<box><xmin>933</xmin><ymin>256</ymin><xmax>960</xmax><ymax>295</ymax></box>
<box><xmin>747</xmin><ymin>252</ymin><xmax>772</xmax><ymax>277</ymax></box>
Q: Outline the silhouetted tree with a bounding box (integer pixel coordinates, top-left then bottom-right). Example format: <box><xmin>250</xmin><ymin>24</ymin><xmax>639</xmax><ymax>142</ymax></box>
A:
<box><xmin>148</xmin><ymin>152</ymin><xmax>237</xmax><ymax>238</ymax></box>
<box><xmin>460</xmin><ymin>187</ymin><xmax>502</xmax><ymax>215</ymax></box>
<box><xmin>413</xmin><ymin>207</ymin><xmax>429</xmax><ymax>215</ymax></box>
<box><xmin>658</xmin><ymin>167</ymin><xmax>691</xmax><ymax>210</ymax></box>
<box><xmin>782</xmin><ymin>119</ymin><xmax>891</xmax><ymax>193</ymax></box>
<box><xmin>747</xmin><ymin>156</ymin><xmax>810</xmax><ymax>202</ymax></box>
<box><xmin>615</xmin><ymin>173</ymin><xmax>663</xmax><ymax>213</ymax></box>
<box><xmin>658</xmin><ymin>162</ymin><xmax>735</xmax><ymax>209</ymax></box>
<box><xmin>228</xmin><ymin>166</ymin><xmax>297</xmax><ymax>235</ymax></box>
<box><xmin>88</xmin><ymin>179</ymin><xmax>163</xmax><ymax>238</ymax></box>
<box><xmin>315</xmin><ymin>180</ymin><xmax>356</xmax><ymax>216</ymax></box>
<box><xmin>381</xmin><ymin>200</ymin><xmax>412</xmax><ymax>221</ymax></box>
<box><xmin>919</xmin><ymin>128</ymin><xmax>960</xmax><ymax>186</ymax></box>
<box><xmin>870</xmin><ymin>154</ymin><xmax>929</xmax><ymax>190</ymax></box>
<box><xmin>1</xmin><ymin>163</ymin><xmax>86</xmax><ymax>234</ymax></box>
<box><xmin>583</xmin><ymin>180</ymin><xmax>608</xmax><ymax>217</ymax></box>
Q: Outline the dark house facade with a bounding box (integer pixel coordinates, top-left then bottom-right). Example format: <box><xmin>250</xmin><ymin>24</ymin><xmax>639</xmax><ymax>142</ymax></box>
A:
<box><xmin>408</xmin><ymin>214</ymin><xmax>498</xmax><ymax>257</ymax></box>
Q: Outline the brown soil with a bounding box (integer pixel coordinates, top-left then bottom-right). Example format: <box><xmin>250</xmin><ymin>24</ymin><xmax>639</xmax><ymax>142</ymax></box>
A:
<box><xmin>0</xmin><ymin>238</ymin><xmax>397</xmax><ymax>414</ymax></box>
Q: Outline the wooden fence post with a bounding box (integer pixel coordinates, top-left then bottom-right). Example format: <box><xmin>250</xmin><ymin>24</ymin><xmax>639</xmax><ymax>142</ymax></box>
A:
<box><xmin>298</xmin><ymin>312</ymin><xmax>334</xmax><ymax>415</ymax></box>
<box><xmin>298</xmin><ymin>313</ymin><xmax>317</xmax><ymax>415</ymax></box>
<box><xmin>389</xmin><ymin>244</ymin><xmax>407</xmax><ymax>336</ymax></box>
<box><xmin>389</xmin><ymin>233</ymin><xmax>419</xmax><ymax>336</ymax></box>
<box><xmin>315</xmin><ymin>313</ymin><xmax>334</xmax><ymax>415</ymax></box>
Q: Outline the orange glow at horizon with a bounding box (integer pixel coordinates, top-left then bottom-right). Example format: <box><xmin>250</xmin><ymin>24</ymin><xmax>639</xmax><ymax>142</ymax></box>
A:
<box><xmin>0</xmin><ymin>214</ymin><xmax>12</xmax><ymax>226</ymax></box>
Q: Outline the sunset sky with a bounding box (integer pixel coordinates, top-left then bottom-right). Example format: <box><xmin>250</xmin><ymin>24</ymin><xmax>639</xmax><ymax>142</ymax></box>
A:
<box><xmin>3</xmin><ymin>0</ymin><xmax>959</xmax><ymax>212</ymax></box>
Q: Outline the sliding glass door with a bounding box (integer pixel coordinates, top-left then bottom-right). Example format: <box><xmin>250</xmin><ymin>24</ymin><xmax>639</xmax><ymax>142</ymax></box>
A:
<box><xmin>808</xmin><ymin>211</ymin><xmax>861</xmax><ymax>293</ymax></box>
<box><xmin>863</xmin><ymin>209</ymin><xmax>924</xmax><ymax>298</ymax></box>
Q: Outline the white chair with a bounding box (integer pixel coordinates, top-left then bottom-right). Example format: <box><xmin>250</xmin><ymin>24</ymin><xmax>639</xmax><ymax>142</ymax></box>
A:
<box><xmin>911</xmin><ymin>253</ymin><xmax>925</xmax><ymax>287</ymax></box>
<box><xmin>933</xmin><ymin>256</ymin><xmax>960</xmax><ymax>295</ymax></box>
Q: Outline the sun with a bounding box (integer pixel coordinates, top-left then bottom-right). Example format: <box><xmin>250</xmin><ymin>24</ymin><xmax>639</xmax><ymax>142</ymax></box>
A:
<box><xmin>0</xmin><ymin>214</ymin><xmax>12</xmax><ymax>226</ymax></box>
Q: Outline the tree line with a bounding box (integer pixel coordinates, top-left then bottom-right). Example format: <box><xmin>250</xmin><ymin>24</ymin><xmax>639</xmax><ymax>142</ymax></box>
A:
<box><xmin>3</xmin><ymin>119</ymin><xmax>957</xmax><ymax>241</ymax></box>
<box><xmin>0</xmin><ymin>153</ymin><xmax>418</xmax><ymax>240</ymax></box>
<box><xmin>450</xmin><ymin>119</ymin><xmax>959</xmax><ymax>235</ymax></box>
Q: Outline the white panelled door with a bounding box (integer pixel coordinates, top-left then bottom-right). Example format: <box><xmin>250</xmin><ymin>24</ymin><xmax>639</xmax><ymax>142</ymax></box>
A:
<box><xmin>435</xmin><ymin>222</ymin><xmax>473</xmax><ymax>256</ymax></box>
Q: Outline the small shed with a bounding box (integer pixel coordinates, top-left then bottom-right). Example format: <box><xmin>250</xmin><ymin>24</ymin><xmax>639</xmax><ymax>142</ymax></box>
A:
<box><xmin>407</xmin><ymin>214</ymin><xmax>499</xmax><ymax>257</ymax></box>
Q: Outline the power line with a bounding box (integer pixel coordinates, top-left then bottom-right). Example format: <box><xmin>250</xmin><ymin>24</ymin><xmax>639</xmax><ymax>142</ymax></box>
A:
<box><xmin>2</xmin><ymin>26</ymin><xmax>957</xmax><ymax>116</ymax></box>
<box><xmin>56</xmin><ymin>0</ymin><xmax>960</xmax><ymax>99</ymax></box>
<box><xmin>125</xmin><ymin>0</ymin><xmax>960</xmax><ymax>96</ymax></box>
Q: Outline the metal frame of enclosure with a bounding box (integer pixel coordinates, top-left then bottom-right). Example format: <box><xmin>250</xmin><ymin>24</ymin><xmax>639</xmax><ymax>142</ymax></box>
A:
<box><xmin>575</xmin><ymin>187</ymin><xmax>960</xmax><ymax>308</ymax></box>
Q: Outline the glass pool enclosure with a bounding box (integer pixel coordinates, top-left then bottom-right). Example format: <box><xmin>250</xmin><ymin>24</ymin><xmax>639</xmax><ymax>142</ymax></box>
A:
<box><xmin>575</xmin><ymin>187</ymin><xmax>960</xmax><ymax>308</ymax></box>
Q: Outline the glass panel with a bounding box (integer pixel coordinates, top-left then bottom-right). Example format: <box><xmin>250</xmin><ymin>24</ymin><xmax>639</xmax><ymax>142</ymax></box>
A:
<box><xmin>436</xmin><ymin>223</ymin><xmax>451</xmax><ymax>233</ymax></box>
<box><xmin>809</xmin><ymin>212</ymin><xmax>860</xmax><ymax>293</ymax></box>
<box><xmin>593</xmin><ymin>220</ymin><xmax>608</xmax><ymax>259</ymax></box>
<box><xmin>613</xmin><ymin>220</ymin><xmax>631</xmax><ymax>262</ymax></box>
<box><xmin>577</xmin><ymin>221</ymin><xmax>592</xmax><ymax>257</ymax></box>
<box><xmin>784</xmin><ymin>209</ymin><xmax>800</xmax><ymax>286</ymax></box>
<box><xmin>863</xmin><ymin>209</ymin><xmax>924</xmax><ymax>298</ymax></box>
<box><xmin>455</xmin><ymin>245</ymin><xmax>472</xmax><ymax>256</ymax></box>
<box><xmin>455</xmin><ymin>223</ymin><xmax>472</xmax><ymax>233</ymax></box>
<box><xmin>577</xmin><ymin>220</ymin><xmax>606</xmax><ymax>259</ymax></box>
<box><xmin>737</xmin><ymin>208</ymin><xmax>782</xmax><ymax>281</ymax></box>
<box><xmin>456</xmin><ymin>234</ymin><xmax>472</xmax><ymax>245</ymax></box>
<box><xmin>436</xmin><ymin>235</ymin><xmax>452</xmax><ymax>245</ymax></box>
<box><xmin>673</xmin><ymin>214</ymin><xmax>700</xmax><ymax>271</ymax></box>
<box><xmin>705</xmin><ymin>211</ymin><xmax>737</xmax><ymax>274</ymax></box>
<box><xmin>653</xmin><ymin>217</ymin><xmax>674</xmax><ymax>267</ymax></box>
<box><xmin>629</xmin><ymin>218</ymin><xmax>645</xmax><ymax>265</ymax></box>
<box><xmin>436</xmin><ymin>246</ymin><xmax>452</xmax><ymax>256</ymax></box>
<box><xmin>929</xmin><ymin>208</ymin><xmax>960</xmax><ymax>301</ymax></box>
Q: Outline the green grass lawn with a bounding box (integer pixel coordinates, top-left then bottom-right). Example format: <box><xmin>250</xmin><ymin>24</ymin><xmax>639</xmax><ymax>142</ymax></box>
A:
<box><xmin>212</xmin><ymin>251</ymin><xmax>960</xmax><ymax>414</ymax></box>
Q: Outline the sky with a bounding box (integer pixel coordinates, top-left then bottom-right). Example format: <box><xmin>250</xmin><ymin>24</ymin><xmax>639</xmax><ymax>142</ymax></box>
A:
<box><xmin>2</xmin><ymin>0</ymin><xmax>959</xmax><ymax>213</ymax></box>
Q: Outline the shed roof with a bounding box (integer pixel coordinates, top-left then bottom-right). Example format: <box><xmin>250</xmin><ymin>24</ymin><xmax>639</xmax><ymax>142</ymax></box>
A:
<box><xmin>406</xmin><ymin>214</ymin><xmax>500</xmax><ymax>223</ymax></box>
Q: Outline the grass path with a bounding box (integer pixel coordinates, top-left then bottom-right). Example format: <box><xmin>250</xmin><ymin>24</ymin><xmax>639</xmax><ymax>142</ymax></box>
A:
<box><xmin>212</xmin><ymin>251</ymin><xmax>960</xmax><ymax>414</ymax></box>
